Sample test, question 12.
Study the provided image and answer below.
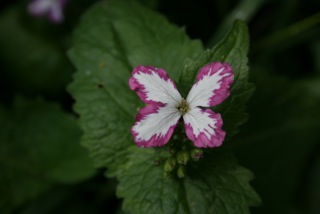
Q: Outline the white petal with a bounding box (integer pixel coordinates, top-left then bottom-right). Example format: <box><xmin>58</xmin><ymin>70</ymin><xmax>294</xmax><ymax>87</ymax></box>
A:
<box><xmin>131</xmin><ymin>104</ymin><xmax>181</xmax><ymax>147</ymax></box>
<box><xmin>28</xmin><ymin>0</ymin><xmax>51</xmax><ymax>15</ymax></box>
<box><xmin>183</xmin><ymin>107</ymin><xmax>225</xmax><ymax>148</ymax></box>
<box><xmin>129</xmin><ymin>66</ymin><xmax>182</xmax><ymax>106</ymax></box>
<box><xmin>186</xmin><ymin>62</ymin><xmax>233</xmax><ymax>108</ymax></box>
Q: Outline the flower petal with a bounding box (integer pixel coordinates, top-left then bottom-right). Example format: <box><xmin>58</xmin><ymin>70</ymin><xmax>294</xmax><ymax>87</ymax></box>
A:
<box><xmin>28</xmin><ymin>0</ymin><xmax>51</xmax><ymax>16</ymax></box>
<box><xmin>28</xmin><ymin>0</ymin><xmax>66</xmax><ymax>23</ymax></box>
<box><xmin>186</xmin><ymin>62</ymin><xmax>233</xmax><ymax>108</ymax></box>
<box><xmin>129</xmin><ymin>66</ymin><xmax>182</xmax><ymax>105</ymax></box>
<box><xmin>48</xmin><ymin>4</ymin><xmax>64</xmax><ymax>23</ymax></box>
<box><xmin>183</xmin><ymin>108</ymin><xmax>225</xmax><ymax>148</ymax></box>
<box><xmin>131</xmin><ymin>104</ymin><xmax>181</xmax><ymax>147</ymax></box>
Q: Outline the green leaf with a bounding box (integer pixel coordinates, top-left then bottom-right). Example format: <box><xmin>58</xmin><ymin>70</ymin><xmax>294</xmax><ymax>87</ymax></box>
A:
<box><xmin>116</xmin><ymin>148</ymin><xmax>260</xmax><ymax>214</ymax></box>
<box><xmin>181</xmin><ymin>20</ymin><xmax>254</xmax><ymax>140</ymax></box>
<box><xmin>0</xmin><ymin>5</ymin><xmax>72</xmax><ymax>97</ymax></box>
<box><xmin>0</xmin><ymin>97</ymin><xmax>95</xmax><ymax>213</ymax></box>
<box><xmin>206</xmin><ymin>0</ymin><xmax>267</xmax><ymax>47</ymax></box>
<box><xmin>68</xmin><ymin>1</ymin><xmax>259</xmax><ymax>213</ymax></box>
<box><xmin>68</xmin><ymin>0</ymin><xmax>202</xmax><ymax>169</ymax></box>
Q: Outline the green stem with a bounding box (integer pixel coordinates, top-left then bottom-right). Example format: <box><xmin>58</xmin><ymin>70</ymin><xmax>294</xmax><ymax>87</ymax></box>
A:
<box><xmin>206</xmin><ymin>0</ymin><xmax>266</xmax><ymax>47</ymax></box>
<box><xmin>253</xmin><ymin>12</ymin><xmax>320</xmax><ymax>52</ymax></box>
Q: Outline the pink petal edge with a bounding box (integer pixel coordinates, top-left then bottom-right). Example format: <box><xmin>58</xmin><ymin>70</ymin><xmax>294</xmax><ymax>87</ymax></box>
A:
<box><xmin>48</xmin><ymin>0</ymin><xmax>67</xmax><ymax>23</ymax></box>
<box><xmin>184</xmin><ymin>109</ymin><xmax>226</xmax><ymax>148</ymax></box>
<box><xmin>197</xmin><ymin>62</ymin><xmax>234</xmax><ymax>107</ymax></box>
<box><xmin>131</xmin><ymin>104</ymin><xmax>180</xmax><ymax>148</ymax></box>
<box><xmin>28</xmin><ymin>0</ymin><xmax>67</xmax><ymax>23</ymax></box>
<box><xmin>129</xmin><ymin>65</ymin><xmax>178</xmax><ymax>105</ymax></box>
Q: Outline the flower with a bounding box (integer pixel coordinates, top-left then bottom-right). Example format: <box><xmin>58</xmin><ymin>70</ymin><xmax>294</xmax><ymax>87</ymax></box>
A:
<box><xmin>28</xmin><ymin>0</ymin><xmax>67</xmax><ymax>23</ymax></box>
<box><xmin>129</xmin><ymin>62</ymin><xmax>234</xmax><ymax>148</ymax></box>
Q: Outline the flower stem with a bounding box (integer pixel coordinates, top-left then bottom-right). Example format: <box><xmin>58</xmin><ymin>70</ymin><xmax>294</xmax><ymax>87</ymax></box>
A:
<box><xmin>253</xmin><ymin>12</ymin><xmax>320</xmax><ymax>52</ymax></box>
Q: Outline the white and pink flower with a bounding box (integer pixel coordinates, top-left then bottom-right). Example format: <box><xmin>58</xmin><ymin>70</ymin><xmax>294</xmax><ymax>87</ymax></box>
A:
<box><xmin>28</xmin><ymin>0</ymin><xmax>67</xmax><ymax>23</ymax></box>
<box><xmin>129</xmin><ymin>62</ymin><xmax>234</xmax><ymax>148</ymax></box>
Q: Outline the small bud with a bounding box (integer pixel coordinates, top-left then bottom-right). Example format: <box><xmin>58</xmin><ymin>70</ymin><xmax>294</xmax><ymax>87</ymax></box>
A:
<box><xmin>177</xmin><ymin>151</ymin><xmax>190</xmax><ymax>165</ymax></box>
<box><xmin>191</xmin><ymin>149</ymin><xmax>203</xmax><ymax>161</ymax></box>
<box><xmin>164</xmin><ymin>157</ymin><xmax>176</xmax><ymax>172</ymax></box>
<box><xmin>177</xmin><ymin>166</ymin><xmax>186</xmax><ymax>178</ymax></box>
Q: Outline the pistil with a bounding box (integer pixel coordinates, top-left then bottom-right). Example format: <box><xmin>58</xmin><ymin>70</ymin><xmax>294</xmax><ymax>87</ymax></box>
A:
<box><xmin>177</xmin><ymin>98</ymin><xmax>189</xmax><ymax>115</ymax></box>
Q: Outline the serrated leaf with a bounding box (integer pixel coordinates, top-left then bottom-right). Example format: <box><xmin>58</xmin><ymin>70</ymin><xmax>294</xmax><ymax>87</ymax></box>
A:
<box><xmin>116</xmin><ymin>148</ymin><xmax>260</xmax><ymax>214</ymax></box>
<box><xmin>0</xmin><ymin>97</ymin><xmax>95</xmax><ymax>213</ymax></box>
<box><xmin>68</xmin><ymin>1</ymin><xmax>259</xmax><ymax>213</ymax></box>
<box><xmin>181</xmin><ymin>20</ymin><xmax>254</xmax><ymax>140</ymax></box>
<box><xmin>68</xmin><ymin>0</ymin><xmax>202</xmax><ymax>169</ymax></box>
<box><xmin>115</xmin><ymin>19</ymin><xmax>259</xmax><ymax>212</ymax></box>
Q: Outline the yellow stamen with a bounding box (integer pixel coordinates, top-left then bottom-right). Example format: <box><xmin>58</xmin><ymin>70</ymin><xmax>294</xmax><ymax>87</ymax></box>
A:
<box><xmin>176</xmin><ymin>98</ymin><xmax>189</xmax><ymax>115</ymax></box>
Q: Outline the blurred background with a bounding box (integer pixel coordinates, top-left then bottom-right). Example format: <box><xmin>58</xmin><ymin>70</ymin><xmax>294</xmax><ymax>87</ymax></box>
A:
<box><xmin>0</xmin><ymin>0</ymin><xmax>319</xmax><ymax>213</ymax></box>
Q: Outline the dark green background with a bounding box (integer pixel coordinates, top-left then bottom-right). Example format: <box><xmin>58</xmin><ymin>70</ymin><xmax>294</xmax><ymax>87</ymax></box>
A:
<box><xmin>0</xmin><ymin>0</ymin><xmax>319</xmax><ymax>213</ymax></box>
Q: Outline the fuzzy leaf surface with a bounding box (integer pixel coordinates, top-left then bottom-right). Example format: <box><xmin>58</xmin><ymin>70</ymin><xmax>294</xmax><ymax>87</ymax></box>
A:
<box><xmin>116</xmin><ymin>148</ymin><xmax>260</xmax><ymax>214</ymax></box>
<box><xmin>68</xmin><ymin>1</ymin><xmax>259</xmax><ymax>213</ymax></box>
<box><xmin>181</xmin><ymin>20</ymin><xmax>254</xmax><ymax>140</ymax></box>
<box><xmin>68</xmin><ymin>0</ymin><xmax>202</xmax><ymax>169</ymax></box>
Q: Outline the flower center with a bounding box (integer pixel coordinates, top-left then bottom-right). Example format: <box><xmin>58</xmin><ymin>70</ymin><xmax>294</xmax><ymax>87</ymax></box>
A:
<box><xmin>176</xmin><ymin>98</ymin><xmax>189</xmax><ymax>115</ymax></box>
